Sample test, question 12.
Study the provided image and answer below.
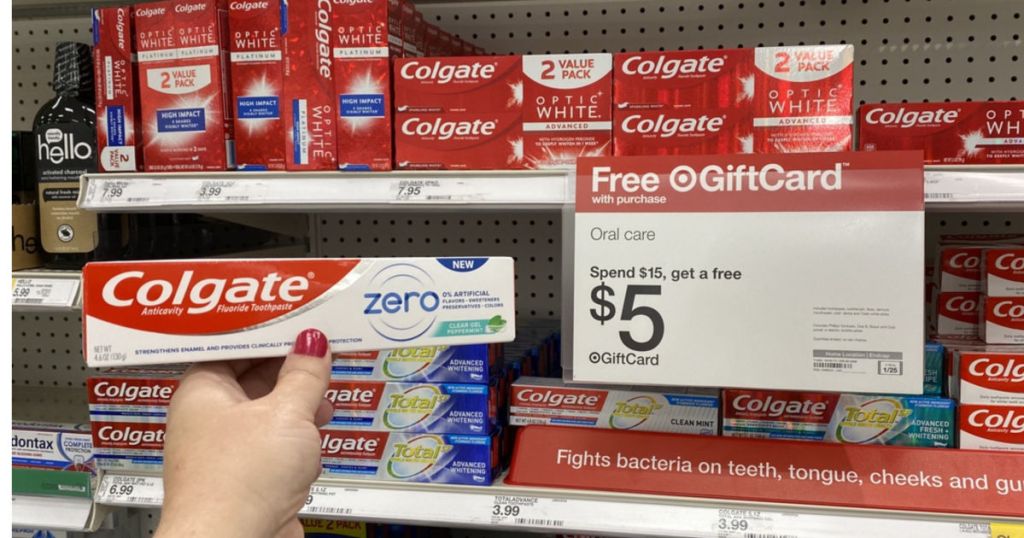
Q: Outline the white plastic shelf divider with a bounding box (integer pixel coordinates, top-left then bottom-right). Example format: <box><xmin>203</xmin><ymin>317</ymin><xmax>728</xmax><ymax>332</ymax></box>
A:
<box><xmin>95</xmin><ymin>472</ymin><xmax>1010</xmax><ymax>538</ymax></box>
<box><xmin>12</xmin><ymin>494</ymin><xmax>100</xmax><ymax>532</ymax></box>
<box><xmin>78</xmin><ymin>171</ymin><xmax>571</xmax><ymax>212</ymax></box>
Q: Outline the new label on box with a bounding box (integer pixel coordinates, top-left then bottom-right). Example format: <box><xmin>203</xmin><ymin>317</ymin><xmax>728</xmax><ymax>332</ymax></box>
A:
<box><xmin>82</xmin><ymin>257</ymin><xmax>515</xmax><ymax>366</ymax></box>
<box><xmin>572</xmin><ymin>152</ymin><xmax>923</xmax><ymax>393</ymax></box>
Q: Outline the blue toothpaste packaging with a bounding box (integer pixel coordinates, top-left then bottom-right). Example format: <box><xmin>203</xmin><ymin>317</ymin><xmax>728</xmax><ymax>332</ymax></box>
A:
<box><xmin>326</xmin><ymin>381</ymin><xmax>497</xmax><ymax>435</ymax></box>
<box><xmin>331</xmin><ymin>344</ymin><xmax>502</xmax><ymax>383</ymax></box>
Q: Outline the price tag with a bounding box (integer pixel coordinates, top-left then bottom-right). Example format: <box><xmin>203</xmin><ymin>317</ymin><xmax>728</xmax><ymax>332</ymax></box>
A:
<box><xmin>926</xmin><ymin>170</ymin><xmax>1024</xmax><ymax>203</ymax></box>
<box><xmin>571</xmin><ymin>153</ymin><xmax>925</xmax><ymax>393</ymax></box>
<box><xmin>393</xmin><ymin>179</ymin><xmax>446</xmax><ymax>202</ymax></box>
<box><xmin>12</xmin><ymin>277</ymin><xmax>79</xmax><ymax>307</ymax></box>
<box><xmin>196</xmin><ymin>180</ymin><xmax>246</xmax><ymax>203</ymax></box>
<box><xmin>301</xmin><ymin>484</ymin><xmax>354</xmax><ymax>518</ymax></box>
<box><xmin>95</xmin><ymin>474</ymin><xmax>162</xmax><ymax>507</ymax></box>
<box><xmin>98</xmin><ymin>179</ymin><xmax>141</xmax><ymax>204</ymax></box>
<box><xmin>489</xmin><ymin>496</ymin><xmax>566</xmax><ymax>529</ymax></box>
<box><xmin>991</xmin><ymin>522</ymin><xmax>1024</xmax><ymax>538</ymax></box>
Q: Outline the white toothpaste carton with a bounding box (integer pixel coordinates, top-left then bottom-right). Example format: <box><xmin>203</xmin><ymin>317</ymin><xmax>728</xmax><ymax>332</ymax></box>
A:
<box><xmin>959</xmin><ymin>404</ymin><xmax>1024</xmax><ymax>452</ymax></box>
<box><xmin>960</xmin><ymin>351</ymin><xmax>1024</xmax><ymax>406</ymax></box>
<box><xmin>12</xmin><ymin>421</ymin><xmax>95</xmax><ymax>473</ymax></box>
<box><xmin>982</xmin><ymin>295</ymin><xmax>1024</xmax><ymax>344</ymax></box>
<box><xmin>509</xmin><ymin>376</ymin><xmax>719</xmax><ymax>435</ymax></box>
<box><xmin>82</xmin><ymin>258</ymin><xmax>515</xmax><ymax>366</ymax></box>
<box><xmin>983</xmin><ymin>248</ymin><xmax>1024</xmax><ymax>297</ymax></box>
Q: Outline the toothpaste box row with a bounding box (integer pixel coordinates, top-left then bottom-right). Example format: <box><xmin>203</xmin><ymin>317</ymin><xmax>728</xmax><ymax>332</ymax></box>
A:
<box><xmin>937</xmin><ymin>292</ymin><xmax>1024</xmax><ymax>343</ymax></box>
<box><xmin>937</xmin><ymin>246</ymin><xmax>1024</xmax><ymax>295</ymax></box>
<box><xmin>333</xmin><ymin>344</ymin><xmax>503</xmax><ymax>383</ymax></box>
<box><xmin>81</xmin><ymin>257</ymin><xmax>515</xmax><ymax>367</ymax></box>
<box><xmin>12</xmin><ymin>421</ymin><xmax>96</xmax><ymax>474</ymax></box>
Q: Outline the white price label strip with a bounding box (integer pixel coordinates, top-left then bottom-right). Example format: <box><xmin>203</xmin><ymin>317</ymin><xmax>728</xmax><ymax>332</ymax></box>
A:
<box><xmin>95</xmin><ymin>474</ymin><xmax>163</xmax><ymax>507</ymax></box>
<box><xmin>925</xmin><ymin>169</ymin><xmax>1024</xmax><ymax>202</ymax></box>
<box><xmin>301</xmin><ymin>484</ymin><xmax>492</xmax><ymax>523</ymax></box>
<box><xmin>12</xmin><ymin>277</ymin><xmax>80</xmax><ymax>307</ymax></box>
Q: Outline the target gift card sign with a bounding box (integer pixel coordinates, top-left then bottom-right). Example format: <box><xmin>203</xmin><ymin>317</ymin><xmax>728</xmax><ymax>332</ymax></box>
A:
<box><xmin>572</xmin><ymin>151</ymin><xmax>925</xmax><ymax>393</ymax></box>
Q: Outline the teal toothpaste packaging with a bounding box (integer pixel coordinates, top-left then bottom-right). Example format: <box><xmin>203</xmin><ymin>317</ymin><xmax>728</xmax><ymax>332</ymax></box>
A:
<box><xmin>924</xmin><ymin>341</ymin><xmax>944</xmax><ymax>395</ymax></box>
<box><xmin>332</xmin><ymin>344</ymin><xmax>502</xmax><ymax>383</ymax></box>
<box><xmin>325</xmin><ymin>380</ymin><xmax>497</xmax><ymax>434</ymax></box>
<box><xmin>722</xmin><ymin>389</ymin><xmax>955</xmax><ymax>447</ymax></box>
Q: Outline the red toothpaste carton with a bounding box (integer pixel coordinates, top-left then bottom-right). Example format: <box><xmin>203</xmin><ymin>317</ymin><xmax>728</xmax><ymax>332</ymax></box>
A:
<box><xmin>436</xmin><ymin>30</ymin><xmax>453</xmax><ymax>57</ymax></box>
<box><xmin>135</xmin><ymin>0</ymin><xmax>235</xmax><ymax>171</ymax></box>
<box><xmin>959</xmin><ymin>351</ymin><xmax>1024</xmax><ymax>406</ymax></box>
<box><xmin>752</xmin><ymin>45</ymin><xmax>854</xmax><ymax>153</ymax></box>
<box><xmin>859</xmin><ymin>102</ymin><xmax>1024</xmax><ymax>164</ymax></box>
<box><xmin>938</xmin><ymin>246</ymin><xmax>984</xmax><ymax>292</ymax></box>
<box><xmin>959</xmin><ymin>404</ymin><xmax>1024</xmax><ymax>452</ymax></box>
<box><xmin>228</xmin><ymin>0</ymin><xmax>286</xmax><ymax>170</ymax></box>
<box><xmin>521</xmin><ymin>54</ymin><xmax>612</xmax><ymax>168</ymax></box>
<box><xmin>400</xmin><ymin>0</ymin><xmax>418</xmax><ymax>57</ymax></box>
<box><xmin>282</xmin><ymin>0</ymin><xmax>337</xmax><ymax>170</ymax></box>
<box><xmin>332</xmin><ymin>0</ymin><xmax>393</xmax><ymax>171</ymax></box>
<box><xmin>422</xmin><ymin>23</ymin><xmax>440</xmax><ymax>56</ymax></box>
<box><xmin>386</xmin><ymin>0</ymin><xmax>403</xmax><ymax>56</ymax></box>
<box><xmin>393</xmin><ymin>56</ymin><xmax>522</xmax><ymax>113</ymax></box>
<box><xmin>395</xmin><ymin>112</ymin><xmax>523</xmax><ymax>169</ymax></box>
<box><xmin>93</xmin><ymin>6</ymin><xmax>143</xmax><ymax>172</ymax></box>
<box><xmin>983</xmin><ymin>296</ymin><xmax>1024</xmax><ymax>344</ymax></box>
<box><xmin>985</xmin><ymin>248</ymin><xmax>1024</xmax><ymax>297</ymax></box>
<box><xmin>936</xmin><ymin>291</ymin><xmax>981</xmax><ymax>339</ymax></box>
<box><xmin>613</xmin><ymin>50</ymin><xmax>755</xmax><ymax>156</ymax></box>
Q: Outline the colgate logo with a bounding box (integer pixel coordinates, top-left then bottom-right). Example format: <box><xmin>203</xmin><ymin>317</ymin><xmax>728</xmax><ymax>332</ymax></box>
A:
<box><xmin>945</xmin><ymin>295</ymin><xmax>978</xmax><ymax>313</ymax></box>
<box><xmin>948</xmin><ymin>251</ymin><xmax>980</xmax><ymax>270</ymax></box>
<box><xmin>135</xmin><ymin>6</ymin><xmax>166</xmax><ymax>17</ymax></box>
<box><xmin>325</xmin><ymin>385</ymin><xmax>381</xmax><ymax>405</ymax></box>
<box><xmin>516</xmin><ymin>388</ymin><xmax>600</xmax><ymax>408</ymax></box>
<box><xmin>621</xmin><ymin>114</ymin><xmax>725</xmax><ymax>137</ymax></box>
<box><xmin>731</xmin><ymin>394</ymin><xmax>828</xmax><ymax>417</ymax></box>
<box><xmin>992</xmin><ymin>300</ymin><xmax>1024</xmax><ymax>319</ymax></box>
<box><xmin>115</xmin><ymin>8</ymin><xmax>128</xmax><ymax>50</ymax></box>
<box><xmin>864</xmin><ymin>107</ymin><xmax>960</xmax><ymax>128</ymax></box>
<box><xmin>995</xmin><ymin>253</ymin><xmax>1024</xmax><ymax>271</ymax></box>
<box><xmin>967</xmin><ymin>357</ymin><xmax>1024</xmax><ymax>383</ymax></box>
<box><xmin>92</xmin><ymin>380</ymin><xmax>175</xmax><ymax>403</ymax></box>
<box><xmin>336</xmin><ymin>0</ymin><xmax>373</xmax><ymax>5</ymax></box>
<box><xmin>400</xmin><ymin>117</ymin><xmax>497</xmax><ymax>141</ymax></box>
<box><xmin>315</xmin><ymin>0</ymin><xmax>333</xmax><ymax>79</ymax></box>
<box><xmin>175</xmin><ymin>2</ymin><xmax>207</xmax><ymax>14</ymax></box>
<box><xmin>97</xmin><ymin>425</ymin><xmax>165</xmax><ymax>446</ymax></box>
<box><xmin>101</xmin><ymin>270</ymin><xmax>310</xmax><ymax>315</ymax></box>
<box><xmin>399</xmin><ymin>60</ymin><xmax>497</xmax><ymax>83</ymax></box>
<box><xmin>229</xmin><ymin>0</ymin><xmax>269</xmax><ymax>10</ymax></box>
<box><xmin>320</xmin><ymin>431</ymin><xmax>381</xmax><ymax>456</ymax></box>
<box><xmin>620</xmin><ymin>54</ymin><xmax>725</xmax><ymax>78</ymax></box>
<box><xmin>968</xmin><ymin>408</ymin><xmax>1024</xmax><ymax>434</ymax></box>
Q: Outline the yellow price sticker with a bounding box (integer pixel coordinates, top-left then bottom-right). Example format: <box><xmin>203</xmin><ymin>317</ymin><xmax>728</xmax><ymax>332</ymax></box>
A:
<box><xmin>991</xmin><ymin>522</ymin><xmax>1024</xmax><ymax>538</ymax></box>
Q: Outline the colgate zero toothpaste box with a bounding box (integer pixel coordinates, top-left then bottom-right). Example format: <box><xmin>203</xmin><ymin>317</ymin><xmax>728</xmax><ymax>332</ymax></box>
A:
<box><xmin>860</xmin><ymin>101</ymin><xmax>1024</xmax><ymax>164</ymax></box>
<box><xmin>12</xmin><ymin>421</ymin><xmax>95</xmax><ymax>473</ymax></box>
<box><xmin>959</xmin><ymin>404</ymin><xmax>1024</xmax><ymax>452</ymax></box>
<box><xmin>325</xmin><ymin>381</ymin><xmax>496</xmax><ymax>434</ymax></box>
<box><xmin>332</xmin><ymin>344</ymin><xmax>501</xmax><ymax>383</ymax></box>
<box><xmin>82</xmin><ymin>257</ymin><xmax>515</xmax><ymax>366</ymax></box>
<box><xmin>228</xmin><ymin>0</ymin><xmax>286</xmax><ymax>170</ymax></box>
<box><xmin>135</xmin><ymin>0</ymin><xmax>235</xmax><ymax>171</ymax></box>
<box><xmin>282</xmin><ymin>0</ymin><xmax>337</xmax><ymax>170</ymax></box>
<box><xmin>613</xmin><ymin>49</ymin><xmax>755</xmax><ymax>156</ymax></box>
<box><xmin>982</xmin><ymin>295</ymin><xmax>1024</xmax><ymax>344</ymax></box>
<box><xmin>521</xmin><ymin>54</ymin><xmax>613</xmax><ymax>168</ymax></box>
<box><xmin>959</xmin><ymin>351</ymin><xmax>1024</xmax><ymax>406</ymax></box>
<box><xmin>332</xmin><ymin>0</ymin><xmax>393</xmax><ymax>171</ymax></box>
<box><xmin>984</xmin><ymin>248</ymin><xmax>1024</xmax><ymax>297</ymax></box>
<box><xmin>319</xmin><ymin>429</ymin><xmax>498</xmax><ymax>484</ymax></box>
<box><xmin>936</xmin><ymin>291</ymin><xmax>981</xmax><ymax>339</ymax></box>
<box><xmin>722</xmin><ymin>390</ymin><xmax>954</xmax><ymax>447</ymax></box>
<box><xmin>939</xmin><ymin>246</ymin><xmax>984</xmax><ymax>292</ymax></box>
<box><xmin>753</xmin><ymin>45</ymin><xmax>854</xmax><ymax>153</ymax></box>
<box><xmin>93</xmin><ymin>6</ymin><xmax>142</xmax><ymax>172</ymax></box>
<box><xmin>90</xmin><ymin>420</ymin><xmax>165</xmax><ymax>472</ymax></box>
<box><xmin>508</xmin><ymin>377</ymin><xmax>719</xmax><ymax>435</ymax></box>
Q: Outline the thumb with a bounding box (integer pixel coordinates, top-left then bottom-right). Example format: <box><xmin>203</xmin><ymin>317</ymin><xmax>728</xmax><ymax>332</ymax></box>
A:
<box><xmin>272</xmin><ymin>328</ymin><xmax>331</xmax><ymax>418</ymax></box>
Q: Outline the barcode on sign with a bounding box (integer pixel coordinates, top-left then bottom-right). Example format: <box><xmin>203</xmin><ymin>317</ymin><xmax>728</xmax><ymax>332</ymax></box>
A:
<box><xmin>305</xmin><ymin>507</ymin><xmax>353</xmax><ymax>516</ymax></box>
<box><xmin>127</xmin><ymin>198</ymin><xmax>149</xmax><ymax>203</ymax></box>
<box><xmin>514</xmin><ymin>518</ymin><xmax>564</xmax><ymax>527</ymax></box>
<box><xmin>814</xmin><ymin>361</ymin><xmax>852</xmax><ymax>369</ymax></box>
<box><xmin>926</xmin><ymin>193</ymin><xmax>955</xmax><ymax>199</ymax></box>
<box><xmin>14</xmin><ymin>298</ymin><xmax>44</xmax><ymax>304</ymax></box>
<box><xmin>744</xmin><ymin>533</ymin><xmax>797</xmax><ymax>538</ymax></box>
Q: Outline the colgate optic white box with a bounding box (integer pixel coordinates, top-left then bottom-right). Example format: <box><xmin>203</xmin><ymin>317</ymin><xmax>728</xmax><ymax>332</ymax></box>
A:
<box><xmin>938</xmin><ymin>246</ymin><xmax>984</xmax><ymax>292</ymax></box>
<box><xmin>508</xmin><ymin>377</ymin><xmax>719</xmax><ymax>435</ymax></box>
<box><xmin>753</xmin><ymin>45</ymin><xmax>854</xmax><ymax>153</ymax></box>
<box><xmin>93</xmin><ymin>6</ymin><xmax>142</xmax><ymax>172</ymax></box>
<box><xmin>135</xmin><ymin>0</ymin><xmax>236</xmax><ymax>171</ymax></box>
<box><xmin>984</xmin><ymin>248</ymin><xmax>1024</xmax><ymax>297</ymax></box>
<box><xmin>936</xmin><ymin>291</ymin><xmax>981</xmax><ymax>339</ymax></box>
<box><xmin>228</xmin><ymin>0</ymin><xmax>286</xmax><ymax>170</ymax></box>
<box><xmin>521</xmin><ymin>54</ymin><xmax>613</xmax><ymax>168</ymax></box>
<box><xmin>82</xmin><ymin>257</ymin><xmax>515</xmax><ymax>366</ymax></box>
<box><xmin>959</xmin><ymin>351</ymin><xmax>1024</xmax><ymax>406</ymax></box>
<box><xmin>959</xmin><ymin>404</ymin><xmax>1024</xmax><ymax>452</ymax></box>
<box><xmin>282</xmin><ymin>0</ymin><xmax>337</xmax><ymax>170</ymax></box>
<box><xmin>982</xmin><ymin>295</ymin><xmax>1024</xmax><ymax>344</ymax></box>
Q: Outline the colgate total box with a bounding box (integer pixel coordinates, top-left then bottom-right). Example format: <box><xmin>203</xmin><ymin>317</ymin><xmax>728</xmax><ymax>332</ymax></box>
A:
<box><xmin>90</xmin><ymin>420</ymin><xmax>165</xmax><ymax>472</ymax></box>
<box><xmin>332</xmin><ymin>0</ymin><xmax>393</xmax><ymax>171</ymax></box>
<box><xmin>959</xmin><ymin>405</ymin><xmax>1024</xmax><ymax>452</ymax></box>
<box><xmin>325</xmin><ymin>381</ymin><xmax>496</xmax><ymax>434</ymax></box>
<box><xmin>753</xmin><ymin>45</ymin><xmax>854</xmax><ymax>153</ymax></box>
<box><xmin>960</xmin><ymin>351</ymin><xmax>1024</xmax><ymax>406</ymax></box>
<box><xmin>508</xmin><ymin>377</ymin><xmax>719</xmax><ymax>435</ymax></box>
<box><xmin>939</xmin><ymin>246</ymin><xmax>983</xmax><ymax>292</ymax></box>
<box><xmin>93</xmin><ymin>6</ymin><xmax>142</xmax><ymax>172</ymax></box>
<box><xmin>135</xmin><ymin>0</ymin><xmax>235</xmax><ymax>171</ymax></box>
<box><xmin>859</xmin><ymin>102</ymin><xmax>1024</xmax><ymax>164</ymax></box>
<box><xmin>319</xmin><ymin>429</ymin><xmax>498</xmax><ymax>484</ymax></box>
<box><xmin>282</xmin><ymin>0</ymin><xmax>337</xmax><ymax>170</ymax></box>
<box><xmin>722</xmin><ymin>390</ymin><xmax>955</xmax><ymax>447</ymax></box>
<box><xmin>228</xmin><ymin>0</ymin><xmax>286</xmax><ymax>170</ymax></box>
<box><xmin>521</xmin><ymin>54</ymin><xmax>613</xmax><ymax>168</ymax></box>
<box><xmin>332</xmin><ymin>344</ymin><xmax>501</xmax><ymax>383</ymax></box>
<box><xmin>613</xmin><ymin>49</ymin><xmax>755</xmax><ymax>156</ymax></box>
<box><xmin>936</xmin><ymin>291</ymin><xmax>981</xmax><ymax>339</ymax></box>
<box><xmin>982</xmin><ymin>295</ymin><xmax>1024</xmax><ymax>344</ymax></box>
<box><xmin>984</xmin><ymin>248</ymin><xmax>1024</xmax><ymax>297</ymax></box>
<box><xmin>82</xmin><ymin>257</ymin><xmax>515</xmax><ymax>366</ymax></box>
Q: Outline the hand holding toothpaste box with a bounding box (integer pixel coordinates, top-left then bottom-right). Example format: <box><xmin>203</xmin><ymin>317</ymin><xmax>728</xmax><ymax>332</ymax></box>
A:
<box><xmin>82</xmin><ymin>257</ymin><xmax>515</xmax><ymax>366</ymax></box>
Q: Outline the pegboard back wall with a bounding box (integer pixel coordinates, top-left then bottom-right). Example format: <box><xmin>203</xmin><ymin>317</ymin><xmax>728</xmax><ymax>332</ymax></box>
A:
<box><xmin>12</xmin><ymin>17</ymin><xmax>93</xmax><ymax>130</ymax></box>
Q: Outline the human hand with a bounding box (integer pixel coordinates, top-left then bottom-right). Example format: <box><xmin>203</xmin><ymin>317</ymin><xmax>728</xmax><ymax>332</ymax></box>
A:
<box><xmin>155</xmin><ymin>328</ymin><xmax>331</xmax><ymax>538</ymax></box>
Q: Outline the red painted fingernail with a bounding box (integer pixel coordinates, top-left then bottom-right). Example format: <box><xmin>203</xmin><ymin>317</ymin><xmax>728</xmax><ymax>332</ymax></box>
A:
<box><xmin>293</xmin><ymin>328</ymin><xmax>327</xmax><ymax>357</ymax></box>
